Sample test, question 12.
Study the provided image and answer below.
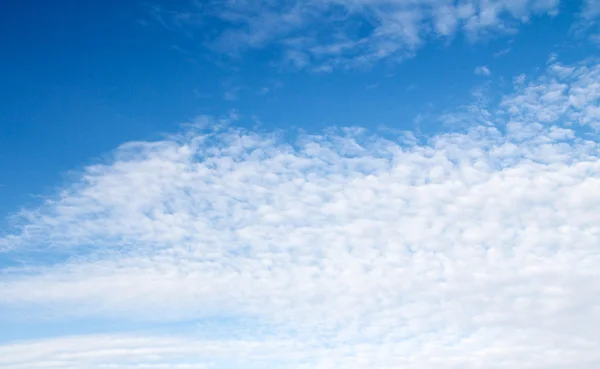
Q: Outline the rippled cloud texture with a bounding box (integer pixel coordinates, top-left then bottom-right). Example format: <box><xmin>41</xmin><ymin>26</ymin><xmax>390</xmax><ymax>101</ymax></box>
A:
<box><xmin>1</xmin><ymin>58</ymin><xmax>600</xmax><ymax>368</ymax></box>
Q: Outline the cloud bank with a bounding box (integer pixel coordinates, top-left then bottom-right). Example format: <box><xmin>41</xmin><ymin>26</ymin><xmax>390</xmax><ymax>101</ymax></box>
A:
<box><xmin>1</xmin><ymin>59</ymin><xmax>600</xmax><ymax>368</ymax></box>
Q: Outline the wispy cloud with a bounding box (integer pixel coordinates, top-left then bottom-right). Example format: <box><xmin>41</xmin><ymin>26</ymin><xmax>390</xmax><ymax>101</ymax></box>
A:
<box><xmin>223</xmin><ymin>85</ymin><xmax>243</xmax><ymax>101</ymax></box>
<box><xmin>256</xmin><ymin>86</ymin><xmax>270</xmax><ymax>95</ymax></box>
<box><xmin>571</xmin><ymin>0</ymin><xmax>600</xmax><ymax>41</ymax></box>
<box><xmin>151</xmin><ymin>0</ymin><xmax>562</xmax><ymax>70</ymax></box>
<box><xmin>474</xmin><ymin>65</ymin><xmax>491</xmax><ymax>75</ymax></box>
<box><xmin>0</xmin><ymin>334</ymin><xmax>306</xmax><ymax>369</ymax></box>
<box><xmin>580</xmin><ymin>0</ymin><xmax>600</xmax><ymax>20</ymax></box>
<box><xmin>493</xmin><ymin>47</ymin><xmax>512</xmax><ymax>57</ymax></box>
<box><xmin>2</xmin><ymin>58</ymin><xmax>600</xmax><ymax>368</ymax></box>
<box><xmin>223</xmin><ymin>90</ymin><xmax>238</xmax><ymax>101</ymax></box>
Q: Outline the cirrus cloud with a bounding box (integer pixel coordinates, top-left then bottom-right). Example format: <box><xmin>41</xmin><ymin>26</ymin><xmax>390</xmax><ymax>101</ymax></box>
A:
<box><xmin>150</xmin><ymin>0</ymin><xmax>563</xmax><ymax>70</ymax></box>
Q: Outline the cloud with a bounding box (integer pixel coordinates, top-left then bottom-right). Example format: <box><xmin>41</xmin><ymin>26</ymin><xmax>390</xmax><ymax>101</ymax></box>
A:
<box><xmin>493</xmin><ymin>47</ymin><xmax>512</xmax><ymax>57</ymax></box>
<box><xmin>500</xmin><ymin>58</ymin><xmax>600</xmax><ymax>129</ymax></box>
<box><xmin>152</xmin><ymin>0</ymin><xmax>561</xmax><ymax>70</ymax></box>
<box><xmin>0</xmin><ymin>334</ymin><xmax>310</xmax><ymax>369</ymax></box>
<box><xmin>581</xmin><ymin>0</ymin><xmax>600</xmax><ymax>20</ymax></box>
<box><xmin>256</xmin><ymin>86</ymin><xmax>270</xmax><ymax>95</ymax></box>
<box><xmin>474</xmin><ymin>65</ymin><xmax>491</xmax><ymax>75</ymax></box>
<box><xmin>223</xmin><ymin>86</ymin><xmax>242</xmax><ymax>101</ymax></box>
<box><xmin>2</xmin><ymin>58</ymin><xmax>600</xmax><ymax>368</ymax></box>
<box><xmin>572</xmin><ymin>0</ymin><xmax>600</xmax><ymax>41</ymax></box>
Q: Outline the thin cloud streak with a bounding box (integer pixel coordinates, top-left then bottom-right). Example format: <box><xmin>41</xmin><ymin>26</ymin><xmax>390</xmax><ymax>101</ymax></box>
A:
<box><xmin>151</xmin><ymin>0</ymin><xmax>562</xmax><ymax>69</ymax></box>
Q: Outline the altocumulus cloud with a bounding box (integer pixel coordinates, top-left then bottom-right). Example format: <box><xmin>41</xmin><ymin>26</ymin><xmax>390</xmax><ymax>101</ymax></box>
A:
<box><xmin>1</xmin><ymin>58</ymin><xmax>600</xmax><ymax>368</ymax></box>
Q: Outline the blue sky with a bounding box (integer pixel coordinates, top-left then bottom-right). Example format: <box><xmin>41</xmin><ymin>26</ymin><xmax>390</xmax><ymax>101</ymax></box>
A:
<box><xmin>1</xmin><ymin>0</ymin><xmax>595</xmax><ymax>215</ymax></box>
<box><xmin>1</xmin><ymin>0</ymin><xmax>600</xmax><ymax>368</ymax></box>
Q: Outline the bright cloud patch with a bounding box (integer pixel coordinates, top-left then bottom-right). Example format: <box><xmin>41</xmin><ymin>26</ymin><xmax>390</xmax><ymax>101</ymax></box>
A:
<box><xmin>152</xmin><ymin>0</ymin><xmax>564</xmax><ymax>69</ymax></box>
<box><xmin>501</xmin><ymin>59</ymin><xmax>600</xmax><ymax>128</ymax></box>
<box><xmin>2</xmin><ymin>60</ymin><xmax>600</xmax><ymax>368</ymax></box>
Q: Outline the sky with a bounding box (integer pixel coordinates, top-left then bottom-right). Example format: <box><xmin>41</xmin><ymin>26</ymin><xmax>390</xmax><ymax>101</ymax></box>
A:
<box><xmin>1</xmin><ymin>0</ymin><xmax>600</xmax><ymax>368</ymax></box>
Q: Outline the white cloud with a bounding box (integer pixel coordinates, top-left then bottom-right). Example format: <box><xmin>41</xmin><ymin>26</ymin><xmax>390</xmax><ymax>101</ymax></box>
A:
<box><xmin>0</xmin><ymin>334</ymin><xmax>310</xmax><ymax>369</ymax></box>
<box><xmin>513</xmin><ymin>73</ymin><xmax>526</xmax><ymax>84</ymax></box>
<box><xmin>501</xmin><ymin>58</ymin><xmax>600</xmax><ymax>129</ymax></box>
<box><xmin>153</xmin><ymin>0</ymin><xmax>561</xmax><ymax>69</ymax></box>
<box><xmin>2</xmin><ymin>59</ymin><xmax>600</xmax><ymax>368</ymax></box>
<box><xmin>474</xmin><ymin>65</ymin><xmax>491</xmax><ymax>75</ymax></box>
